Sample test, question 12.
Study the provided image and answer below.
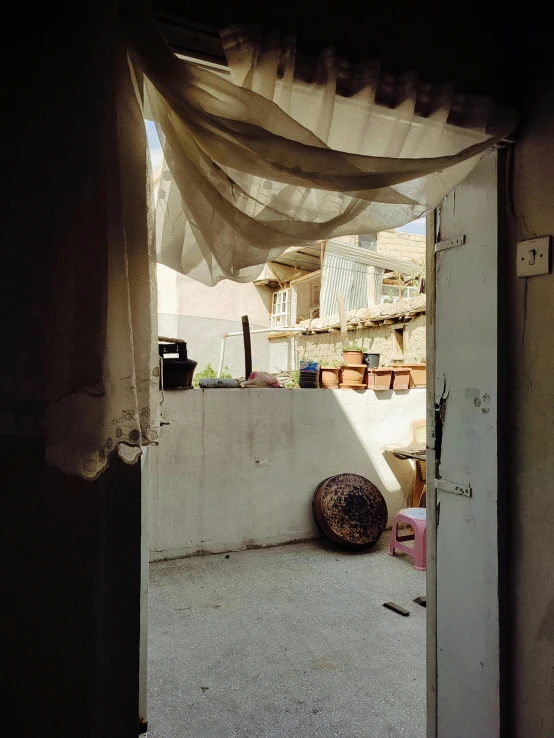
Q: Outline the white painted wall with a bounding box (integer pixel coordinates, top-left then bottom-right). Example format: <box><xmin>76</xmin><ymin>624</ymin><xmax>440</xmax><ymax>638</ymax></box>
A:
<box><xmin>157</xmin><ymin>264</ymin><xmax>272</xmax><ymax>325</ymax></box>
<box><xmin>268</xmin><ymin>335</ymin><xmax>293</xmax><ymax>373</ymax></box>
<box><xmin>148</xmin><ymin>388</ymin><xmax>426</xmax><ymax>561</ymax></box>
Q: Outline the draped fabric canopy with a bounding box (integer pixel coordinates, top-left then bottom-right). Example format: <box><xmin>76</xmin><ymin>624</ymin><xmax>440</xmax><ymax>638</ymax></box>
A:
<box><xmin>130</xmin><ymin>16</ymin><xmax>517</xmax><ymax>286</ymax></box>
<box><xmin>1</xmin><ymin>0</ymin><xmax>517</xmax><ymax>480</ymax></box>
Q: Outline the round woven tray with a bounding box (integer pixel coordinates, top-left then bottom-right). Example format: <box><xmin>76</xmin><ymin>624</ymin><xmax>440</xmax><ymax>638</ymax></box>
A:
<box><xmin>313</xmin><ymin>473</ymin><xmax>387</xmax><ymax>550</ymax></box>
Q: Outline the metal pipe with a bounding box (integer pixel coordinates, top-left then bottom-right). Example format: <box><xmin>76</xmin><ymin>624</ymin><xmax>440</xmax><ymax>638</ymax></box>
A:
<box><xmin>223</xmin><ymin>327</ymin><xmax>306</xmax><ymax>337</ymax></box>
<box><xmin>217</xmin><ymin>335</ymin><xmax>227</xmax><ymax>377</ymax></box>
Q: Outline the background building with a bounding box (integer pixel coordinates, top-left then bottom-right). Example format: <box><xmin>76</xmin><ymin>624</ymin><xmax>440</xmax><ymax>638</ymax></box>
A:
<box><xmin>158</xmin><ymin>230</ymin><xmax>425</xmax><ymax>376</ymax></box>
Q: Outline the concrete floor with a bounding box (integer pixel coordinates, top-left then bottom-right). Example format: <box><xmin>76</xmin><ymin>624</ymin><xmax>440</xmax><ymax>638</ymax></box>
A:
<box><xmin>148</xmin><ymin>534</ymin><xmax>426</xmax><ymax>738</ymax></box>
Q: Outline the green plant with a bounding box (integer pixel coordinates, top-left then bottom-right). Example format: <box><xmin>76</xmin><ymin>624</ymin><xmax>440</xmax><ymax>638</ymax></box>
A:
<box><xmin>193</xmin><ymin>362</ymin><xmax>232</xmax><ymax>388</ymax></box>
<box><xmin>288</xmin><ymin>370</ymin><xmax>300</xmax><ymax>388</ymax></box>
<box><xmin>321</xmin><ymin>358</ymin><xmax>344</xmax><ymax>368</ymax></box>
<box><xmin>343</xmin><ymin>344</ymin><xmax>363</xmax><ymax>352</ymax></box>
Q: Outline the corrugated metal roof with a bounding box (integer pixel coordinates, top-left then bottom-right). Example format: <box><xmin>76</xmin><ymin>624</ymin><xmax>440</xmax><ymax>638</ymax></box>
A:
<box><xmin>320</xmin><ymin>253</ymin><xmax>368</xmax><ymax>318</ymax></box>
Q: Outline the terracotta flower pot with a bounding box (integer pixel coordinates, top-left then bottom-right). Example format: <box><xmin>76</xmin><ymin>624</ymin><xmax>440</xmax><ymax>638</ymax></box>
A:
<box><xmin>406</xmin><ymin>363</ymin><xmax>427</xmax><ymax>387</ymax></box>
<box><xmin>339</xmin><ymin>382</ymin><xmax>367</xmax><ymax>390</ymax></box>
<box><xmin>343</xmin><ymin>350</ymin><xmax>364</xmax><ymax>364</ymax></box>
<box><xmin>342</xmin><ymin>364</ymin><xmax>366</xmax><ymax>384</ymax></box>
<box><xmin>367</xmin><ymin>367</ymin><xmax>393</xmax><ymax>390</ymax></box>
<box><xmin>392</xmin><ymin>367</ymin><xmax>411</xmax><ymax>390</ymax></box>
<box><xmin>320</xmin><ymin>367</ymin><xmax>340</xmax><ymax>388</ymax></box>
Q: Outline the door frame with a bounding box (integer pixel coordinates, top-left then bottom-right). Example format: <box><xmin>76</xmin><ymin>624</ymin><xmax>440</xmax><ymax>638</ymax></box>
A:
<box><xmin>426</xmin><ymin>208</ymin><xmax>438</xmax><ymax>738</ymax></box>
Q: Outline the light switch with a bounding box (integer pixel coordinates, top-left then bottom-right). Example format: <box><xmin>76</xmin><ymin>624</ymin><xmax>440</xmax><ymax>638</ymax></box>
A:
<box><xmin>517</xmin><ymin>236</ymin><xmax>551</xmax><ymax>277</ymax></box>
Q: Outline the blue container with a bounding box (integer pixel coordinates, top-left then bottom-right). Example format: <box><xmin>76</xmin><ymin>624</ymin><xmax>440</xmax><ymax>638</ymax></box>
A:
<box><xmin>299</xmin><ymin>360</ymin><xmax>320</xmax><ymax>388</ymax></box>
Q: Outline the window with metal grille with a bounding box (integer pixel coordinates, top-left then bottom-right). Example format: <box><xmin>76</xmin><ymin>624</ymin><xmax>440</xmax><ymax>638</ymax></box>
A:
<box><xmin>271</xmin><ymin>288</ymin><xmax>291</xmax><ymax>328</ymax></box>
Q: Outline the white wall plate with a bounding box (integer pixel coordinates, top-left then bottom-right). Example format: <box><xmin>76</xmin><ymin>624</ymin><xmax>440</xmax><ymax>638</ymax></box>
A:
<box><xmin>517</xmin><ymin>236</ymin><xmax>551</xmax><ymax>277</ymax></box>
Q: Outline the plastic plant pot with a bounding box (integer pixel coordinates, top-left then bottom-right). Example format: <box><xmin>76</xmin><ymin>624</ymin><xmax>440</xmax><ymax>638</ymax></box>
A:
<box><xmin>392</xmin><ymin>367</ymin><xmax>411</xmax><ymax>390</ymax></box>
<box><xmin>367</xmin><ymin>367</ymin><xmax>393</xmax><ymax>390</ymax></box>
<box><xmin>363</xmin><ymin>352</ymin><xmax>380</xmax><ymax>368</ymax></box>
<box><xmin>320</xmin><ymin>367</ymin><xmax>340</xmax><ymax>388</ymax></box>
<box><xmin>343</xmin><ymin>350</ymin><xmax>364</xmax><ymax>364</ymax></box>
<box><xmin>342</xmin><ymin>365</ymin><xmax>366</xmax><ymax>384</ymax></box>
<box><xmin>406</xmin><ymin>363</ymin><xmax>427</xmax><ymax>387</ymax></box>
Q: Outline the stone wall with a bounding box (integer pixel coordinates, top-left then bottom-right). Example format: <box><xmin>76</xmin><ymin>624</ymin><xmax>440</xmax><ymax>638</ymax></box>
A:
<box><xmin>333</xmin><ymin>230</ymin><xmax>426</xmax><ymax>265</ymax></box>
<box><xmin>296</xmin><ymin>313</ymin><xmax>426</xmax><ymax>366</ymax></box>
<box><xmin>376</xmin><ymin>230</ymin><xmax>426</xmax><ymax>264</ymax></box>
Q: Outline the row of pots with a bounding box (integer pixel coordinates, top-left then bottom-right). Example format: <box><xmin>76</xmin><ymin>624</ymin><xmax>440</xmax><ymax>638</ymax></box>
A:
<box><xmin>320</xmin><ymin>362</ymin><xmax>426</xmax><ymax>390</ymax></box>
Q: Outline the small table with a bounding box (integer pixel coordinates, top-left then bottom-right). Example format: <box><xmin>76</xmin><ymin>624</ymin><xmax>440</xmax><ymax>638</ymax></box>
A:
<box><xmin>387</xmin><ymin>443</ymin><xmax>427</xmax><ymax>507</ymax></box>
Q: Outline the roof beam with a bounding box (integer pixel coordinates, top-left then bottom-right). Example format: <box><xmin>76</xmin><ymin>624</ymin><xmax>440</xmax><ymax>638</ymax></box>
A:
<box><xmin>325</xmin><ymin>239</ymin><xmax>420</xmax><ymax>275</ymax></box>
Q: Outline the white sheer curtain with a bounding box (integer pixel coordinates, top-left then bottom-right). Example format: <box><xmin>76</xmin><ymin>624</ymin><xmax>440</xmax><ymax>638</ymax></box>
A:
<box><xmin>1</xmin><ymin>5</ymin><xmax>159</xmax><ymax>481</ymax></box>
<box><xmin>127</xmin><ymin>13</ymin><xmax>516</xmax><ymax>286</ymax></box>
<box><xmin>45</xmin><ymin>41</ymin><xmax>160</xmax><ymax>479</ymax></box>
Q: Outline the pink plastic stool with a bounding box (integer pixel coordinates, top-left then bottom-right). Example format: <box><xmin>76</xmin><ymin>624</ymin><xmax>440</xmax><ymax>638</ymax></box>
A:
<box><xmin>389</xmin><ymin>508</ymin><xmax>427</xmax><ymax>571</ymax></box>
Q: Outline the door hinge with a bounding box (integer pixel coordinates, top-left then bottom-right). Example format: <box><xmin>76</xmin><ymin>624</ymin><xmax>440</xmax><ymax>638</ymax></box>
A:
<box><xmin>435</xmin><ymin>478</ymin><xmax>472</xmax><ymax>497</ymax></box>
<box><xmin>435</xmin><ymin>235</ymin><xmax>466</xmax><ymax>253</ymax></box>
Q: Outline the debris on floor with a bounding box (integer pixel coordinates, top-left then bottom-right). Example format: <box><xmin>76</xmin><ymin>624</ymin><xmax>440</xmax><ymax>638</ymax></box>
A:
<box><xmin>148</xmin><ymin>535</ymin><xmax>426</xmax><ymax>738</ymax></box>
<box><xmin>383</xmin><ymin>601</ymin><xmax>411</xmax><ymax>616</ymax></box>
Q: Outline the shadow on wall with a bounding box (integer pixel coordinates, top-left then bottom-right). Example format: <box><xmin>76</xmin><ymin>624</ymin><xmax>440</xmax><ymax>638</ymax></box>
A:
<box><xmin>148</xmin><ymin>388</ymin><xmax>425</xmax><ymax>561</ymax></box>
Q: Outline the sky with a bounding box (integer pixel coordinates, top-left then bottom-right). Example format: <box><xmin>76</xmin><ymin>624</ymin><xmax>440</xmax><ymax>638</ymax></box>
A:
<box><xmin>146</xmin><ymin>121</ymin><xmax>425</xmax><ymax>235</ymax></box>
<box><xmin>146</xmin><ymin>121</ymin><xmax>163</xmax><ymax>171</ymax></box>
<box><xmin>395</xmin><ymin>217</ymin><xmax>426</xmax><ymax>235</ymax></box>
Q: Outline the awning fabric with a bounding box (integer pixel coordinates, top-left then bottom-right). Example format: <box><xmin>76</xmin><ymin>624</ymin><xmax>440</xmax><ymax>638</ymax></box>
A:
<box><xmin>126</xmin><ymin>6</ymin><xmax>516</xmax><ymax>285</ymax></box>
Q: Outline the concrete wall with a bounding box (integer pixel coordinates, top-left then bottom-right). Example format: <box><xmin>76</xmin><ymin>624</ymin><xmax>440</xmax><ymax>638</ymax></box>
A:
<box><xmin>509</xmin><ymin>71</ymin><xmax>554</xmax><ymax>738</ymax></box>
<box><xmin>149</xmin><ymin>388</ymin><xmax>426</xmax><ymax>561</ymax></box>
<box><xmin>292</xmin><ymin>313</ymin><xmax>426</xmax><ymax>366</ymax></box>
<box><xmin>158</xmin><ymin>264</ymin><xmax>273</xmax><ymax>376</ymax></box>
<box><xmin>159</xmin><ymin>313</ymin><xmax>272</xmax><ymax>377</ymax></box>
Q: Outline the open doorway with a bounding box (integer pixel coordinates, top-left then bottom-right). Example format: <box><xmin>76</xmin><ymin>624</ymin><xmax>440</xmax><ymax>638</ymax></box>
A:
<box><xmin>144</xmin><ymin>148</ymin><xmax>506</xmax><ymax>738</ymax></box>
<box><xmin>140</xmin><ymin>16</ymin><xmax>508</xmax><ymax>734</ymax></box>
<box><xmin>146</xmin><ymin>111</ymin><xmax>429</xmax><ymax>735</ymax></box>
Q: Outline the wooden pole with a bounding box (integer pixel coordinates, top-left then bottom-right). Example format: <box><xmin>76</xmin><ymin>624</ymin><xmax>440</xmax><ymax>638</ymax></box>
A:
<box><xmin>338</xmin><ymin>294</ymin><xmax>348</xmax><ymax>334</ymax></box>
<box><xmin>241</xmin><ymin>315</ymin><xmax>252</xmax><ymax>379</ymax></box>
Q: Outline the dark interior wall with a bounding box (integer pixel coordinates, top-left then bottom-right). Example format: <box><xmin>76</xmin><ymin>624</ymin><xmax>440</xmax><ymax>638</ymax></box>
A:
<box><xmin>508</xmin><ymin>61</ymin><xmax>554</xmax><ymax>738</ymax></box>
<box><xmin>0</xmin><ymin>438</ymin><xmax>141</xmax><ymax>738</ymax></box>
<box><xmin>0</xmin><ymin>3</ymin><xmax>142</xmax><ymax>735</ymax></box>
